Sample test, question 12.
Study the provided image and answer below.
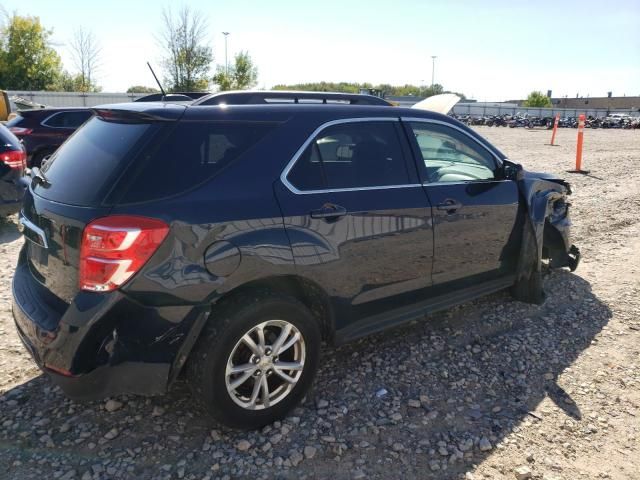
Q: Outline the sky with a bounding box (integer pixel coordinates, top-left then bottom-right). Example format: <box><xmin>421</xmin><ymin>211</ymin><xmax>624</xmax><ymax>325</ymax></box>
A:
<box><xmin>2</xmin><ymin>0</ymin><xmax>639</xmax><ymax>101</ymax></box>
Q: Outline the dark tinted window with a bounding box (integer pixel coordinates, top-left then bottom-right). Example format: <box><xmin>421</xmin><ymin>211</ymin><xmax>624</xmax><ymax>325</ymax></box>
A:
<box><xmin>287</xmin><ymin>121</ymin><xmax>410</xmax><ymax>191</ymax></box>
<box><xmin>409</xmin><ymin>122</ymin><xmax>496</xmax><ymax>183</ymax></box>
<box><xmin>120</xmin><ymin>121</ymin><xmax>275</xmax><ymax>203</ymax></box>
<box><xmin>287</xmin><ymin>142</ymin><xmax>326</xmax><ymax>190</ymax></box>
<box><xmin>44</xmin><ymin>111</ymin><xmax>92</xmax><ymax>128</ymax></box>
<box><xmin>37</xmin><ymin>117</ymin><xmax>152</xmax><ymax>205</ymax></box>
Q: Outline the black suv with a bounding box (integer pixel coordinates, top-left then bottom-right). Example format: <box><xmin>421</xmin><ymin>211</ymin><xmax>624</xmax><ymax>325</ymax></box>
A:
<box><xmin>12</xmin><ymin>92</ymin><xmax>580</xmax><ymax>429</ymax></box>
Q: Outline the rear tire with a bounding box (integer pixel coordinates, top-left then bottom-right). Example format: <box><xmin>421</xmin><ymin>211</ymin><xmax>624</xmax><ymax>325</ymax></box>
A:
<box><xmin>186</xmin><ymin>290</ymin><xmax>321</xmax><ymax>429</ymax></box>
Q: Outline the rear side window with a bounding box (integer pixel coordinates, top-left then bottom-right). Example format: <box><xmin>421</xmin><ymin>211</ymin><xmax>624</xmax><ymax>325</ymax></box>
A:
<box><xmin>43</xmin><ymin>111</ymin><xmax>92</xmax><ymax>128</ymax></box>
<box><xmin>287</xmin><ymin>121</ymin><xmax>410</xmax><ymax>191</ymax></box>
<box><xmin>37</xmin><ymin>117</ymin><xmax>152</xmax><ymax>206</ymax></box>
<box><xmin>119</xmin><ymin>121</ymin><xmax>275</xmax><ymax>203</ymax></box>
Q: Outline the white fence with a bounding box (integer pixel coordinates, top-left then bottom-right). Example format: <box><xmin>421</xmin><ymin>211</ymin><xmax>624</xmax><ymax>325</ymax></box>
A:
<box><xmin>7</xmin><ymin>91</ymin><xmax>145</xmax><ymax>109</ymax></box>
<box><xmin>451</xmin><ymin>103</ymin><xmax>639</xmax><ymax>118</ymax></box>
<box><xmin>7</xmin><ymin>91</ymin><xmax>640</xmax><ymax>118</ymax></box>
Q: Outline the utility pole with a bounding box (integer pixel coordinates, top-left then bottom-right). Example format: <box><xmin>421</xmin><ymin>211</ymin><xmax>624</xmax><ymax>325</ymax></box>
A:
<box><xmin>222</xmin><ymin>32</ymin><xmax>230</xmax><ymax>76</ymax></box>
<box><xmin>431</xmin><ymin>56</ymin><xmax>437</xmax><ymax>87</ymax></box>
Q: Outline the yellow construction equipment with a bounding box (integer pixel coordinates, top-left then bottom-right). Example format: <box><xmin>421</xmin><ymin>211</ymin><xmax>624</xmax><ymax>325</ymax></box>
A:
<box><xmin>0</xmin><ymin>91</ymin><xmax>12</xmax><ymax>122</ymax></box>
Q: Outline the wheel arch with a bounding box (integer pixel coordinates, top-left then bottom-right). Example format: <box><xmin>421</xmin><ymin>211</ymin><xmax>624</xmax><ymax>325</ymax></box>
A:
<box><xmin>170</xmin><ymin>274</ymin><xmax>334</xmax><ymax>386</ymax></box>
<box><xmin>215</xmin><ymin>275</ymin><xmax>335</xmax><ymax>343</ymax></box>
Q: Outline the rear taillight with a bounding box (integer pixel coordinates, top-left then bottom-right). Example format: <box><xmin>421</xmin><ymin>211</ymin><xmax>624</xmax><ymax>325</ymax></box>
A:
<box><xmin>0</xmin><ymin>149</ymin><xmax>26</xmax><ymax>170</ymax></box>
<box><xmin>9</xmin><ymin>127</ymin><xmax>33</xmax><ymax>136</ymax></box>
<box><xmin>79</xmin><ymin>216</ymin><xmax>169</xmax><ymax>292</ymax></box>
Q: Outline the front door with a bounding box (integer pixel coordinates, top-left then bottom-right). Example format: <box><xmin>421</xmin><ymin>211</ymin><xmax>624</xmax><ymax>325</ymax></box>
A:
<box><xmin>275</xmin><ymin>118</ymin><xmax>434</xmax><ymax>330</ymax></box>
<box><xmin>403</xmin><ymin>119</ymin><xmax>520</xmax><ymax>286</ymax></box>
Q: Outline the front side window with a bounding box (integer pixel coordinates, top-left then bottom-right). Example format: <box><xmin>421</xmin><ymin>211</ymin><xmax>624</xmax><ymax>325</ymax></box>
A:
<box><xmin>287</xmin><ymin>121</ymin><xmax>410</xmax><ymax>191</ymax></box>
<box><xmin>409</xmin><ymin>122</ymin><xmax>496</xmax><ymax>183</ymax></box>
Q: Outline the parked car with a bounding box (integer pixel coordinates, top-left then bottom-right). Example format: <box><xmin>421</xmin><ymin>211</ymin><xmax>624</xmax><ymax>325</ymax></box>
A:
<box><xmin>6</xmin><ymin>107</ymin><xmax>93</xmax><ymax>167</ymax></box>
<box><xmin>0</xmin><ymin>124</ymin><xmax>27</xmax><ymax>216</ymax></box>
<box><xmin>12</xmin><ymin>92</ymin><xmax>580</xmax><ymax>429</ymax></box>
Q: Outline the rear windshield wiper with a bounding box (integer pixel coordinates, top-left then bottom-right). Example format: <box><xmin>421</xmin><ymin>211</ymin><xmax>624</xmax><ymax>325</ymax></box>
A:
<box><xmin>30</xmin><ymin>167</ymin><xmax>51</xmax><ymax>187</ymax></box>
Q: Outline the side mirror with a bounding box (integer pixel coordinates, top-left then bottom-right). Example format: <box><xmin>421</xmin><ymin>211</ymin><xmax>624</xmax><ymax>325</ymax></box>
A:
<box><xmin>501</xmin><ymin>160</ymin><xmax>522</xmax><ymax>181</ymax></box>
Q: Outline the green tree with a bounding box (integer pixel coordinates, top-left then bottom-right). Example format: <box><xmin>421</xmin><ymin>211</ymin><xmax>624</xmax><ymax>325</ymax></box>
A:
<box><xmin>126</xmin><ymin>85</ymin><xmax>159</xmax><ymax>93</ymax></box>
<box><xmin>232</xmin><ymin>51</ymin><xmax>258</xmax><ymax>90</ymax></box>
<box><xmin>213</xmin><ymin>51</ymin><xmax>258</xmax><ymax>91</ymax></box>
<box><xmin>0</xmin><ymin>13</ymin><xmax>63</xmax><ymax>90</ymax></box>
<box><xmin>158</xmin><ymin>6</ymin><xmax>213</xmax><ymax>91</ymax></box>
<box><xmin>51</xmin><ymin>70</ymin><xmax>102</xmax><ymax>92</ymax></box>
<box><xmin>272</xmin><ymin>81</ymin><xmax>465</xmax><ymax>100</ymax></box>
<box><xmin>523</xmin><ymin>91</ymin><xmax>552</xmax><ymax>107</ymax></box>
<box><xmin>273</xmin><ymin>82</ymin><xmax>360</xmax><ymax>93</ymax></box>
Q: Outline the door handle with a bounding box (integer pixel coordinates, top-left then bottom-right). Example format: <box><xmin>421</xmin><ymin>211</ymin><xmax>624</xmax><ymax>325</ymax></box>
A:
<box><xmin>310</xmin><ymin>203</ymin><xmax>347</xmax><ymax>220</ymax></box>
<box><xmin>436</xmin><ymin>199</ymin><xmax>462</xmax><ymax>213</ymax></box>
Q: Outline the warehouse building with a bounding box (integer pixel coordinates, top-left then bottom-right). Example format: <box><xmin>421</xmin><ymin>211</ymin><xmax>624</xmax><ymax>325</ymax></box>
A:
<box><xmin>507</xmin><ymin>94</ymin><xmax>640</xmax><ymax>112</ymax></box>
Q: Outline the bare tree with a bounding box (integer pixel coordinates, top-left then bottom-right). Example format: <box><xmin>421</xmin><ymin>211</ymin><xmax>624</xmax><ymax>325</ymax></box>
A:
<box><xmin>69</xmin><ymin>27</ymin><xmax>101</xmax><ymax>92</ymax></box>
<box><xmin>158</xmin><ymin>6</ymin><xmax>213</xmax><ymax>91</ymax></box>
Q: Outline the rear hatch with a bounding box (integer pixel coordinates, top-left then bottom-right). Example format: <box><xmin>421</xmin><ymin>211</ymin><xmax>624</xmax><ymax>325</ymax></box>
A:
<box><xmin>22</xmin><ymin>106</ymin><xmax>183</xmax><ymax>302</ymax></box>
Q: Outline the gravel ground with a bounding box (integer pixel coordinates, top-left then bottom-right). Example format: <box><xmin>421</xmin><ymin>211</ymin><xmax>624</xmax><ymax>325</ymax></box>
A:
<box><xmin>0</xmin><ymin>127</ymin><xmax>638</xmax><ymax>480</ymax></box>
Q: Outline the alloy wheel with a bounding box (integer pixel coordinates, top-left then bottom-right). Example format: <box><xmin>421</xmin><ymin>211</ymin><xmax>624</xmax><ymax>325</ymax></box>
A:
<box><xmin>224</xmin><ymin>320</ymin><xmax>306</xmax><ymax>410</ymax></box>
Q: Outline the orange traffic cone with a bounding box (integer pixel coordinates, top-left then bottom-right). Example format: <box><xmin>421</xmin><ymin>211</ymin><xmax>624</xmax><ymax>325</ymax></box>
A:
<box><xmin>568</xmin><ymin>114</ymin><xmax>590</xmax><ymax>174</ymax></box>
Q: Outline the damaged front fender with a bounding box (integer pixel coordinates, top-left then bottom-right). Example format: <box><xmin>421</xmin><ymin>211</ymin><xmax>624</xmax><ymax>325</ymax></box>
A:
<box><xmin>512</xmin><ymin>163</ymin><xmax>581</xmax><ymax>285</ymax></box>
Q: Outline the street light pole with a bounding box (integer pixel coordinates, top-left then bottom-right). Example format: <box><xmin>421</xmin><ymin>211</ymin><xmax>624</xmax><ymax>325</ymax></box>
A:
<box><xmin>431</xmin><ymin>56</ymin><xmax>437</xmax><ymax>87</ymax></box>
<box><xmin>222</xmin><ymin>32</ymin><xmax>230</xmax><ymax>76</ymax></box>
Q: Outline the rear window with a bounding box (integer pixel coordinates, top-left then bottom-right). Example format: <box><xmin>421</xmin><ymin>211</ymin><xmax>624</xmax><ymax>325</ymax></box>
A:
<box><xmin>118</xmin><ymin>121</ymin><xmax>275</xmax><ymax>203</ymax></box>
<box><xmin>37</xmin><ymin>117</ymin><xmax>153</xmax><ymax>206</ymax></box>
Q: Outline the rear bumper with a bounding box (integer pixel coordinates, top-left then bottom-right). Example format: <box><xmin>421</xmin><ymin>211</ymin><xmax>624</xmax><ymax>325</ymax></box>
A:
<box><xmin>12</xmin><ymin>247</ymin><xmax>206</xmax><ymax>400</ymax></box>
<box><xmin>13</xmin><ymin>304</ymin><xmax>171</xmax><ymax>399</ymax></box>
<box><xmin>50</xmin><ymin>363</ymin><xmax>170</xmax><ymax>400</ymax></box>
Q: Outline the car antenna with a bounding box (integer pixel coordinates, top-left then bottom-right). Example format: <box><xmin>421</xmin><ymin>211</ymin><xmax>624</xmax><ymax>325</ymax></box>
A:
<box><xmin>146</xmin><ymin>62</ymin><xmax>166</xmax><ymax>99</ymax></box>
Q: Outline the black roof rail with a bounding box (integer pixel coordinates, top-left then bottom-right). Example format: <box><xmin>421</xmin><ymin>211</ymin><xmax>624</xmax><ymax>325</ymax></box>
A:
<box><xmin>134</xmin><ymin>92</ymin><xmax>211</xmax><ymax>103</ymax></box>
<box><xmin>192</xmin><ymin>90</ymin><xmax>393</xmax><ymax>106</ymax></box>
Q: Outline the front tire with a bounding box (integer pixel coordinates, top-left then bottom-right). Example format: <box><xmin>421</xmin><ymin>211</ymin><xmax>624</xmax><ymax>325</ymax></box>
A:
<box><xmin>186</xmin><ymin>291</ymin><xmax>321</xmax><ymax>429</ymax></box>
<box><xmin>511</xmin><ymin>263</ymin><xmax>545</xmax><ymax>305</ymax></box>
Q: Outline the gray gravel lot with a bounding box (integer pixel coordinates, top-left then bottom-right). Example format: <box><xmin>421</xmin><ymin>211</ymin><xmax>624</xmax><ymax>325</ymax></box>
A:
<box><xmin>0</xmin><ymin>127</ymin><xmax>638</xmax><ymax>480</ymax></box>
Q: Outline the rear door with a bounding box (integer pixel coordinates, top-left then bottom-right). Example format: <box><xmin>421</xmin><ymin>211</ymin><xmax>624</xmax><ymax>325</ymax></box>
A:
<box><xmin>403</xmin><ymin>119</ymin><xmax>520</xmax><ymax>286</ymax></box>
<box><xmin>275</xmin><ymin>118</ymin><xmax>434</xmax><ymax>330</ymax></box>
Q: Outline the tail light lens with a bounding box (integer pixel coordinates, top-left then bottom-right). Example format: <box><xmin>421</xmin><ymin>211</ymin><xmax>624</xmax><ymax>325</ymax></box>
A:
<box><xmin>0</xmin><ymin>149</ymin><xmax>27</xmax><ymax>170</ymax></box>
<box><xmin>79</xmin><ymin>216</ymin><xmax>169</xmax><ymax>292</ymax></box>
<box><xmin>9</xmin><ymin>127</ymin><xmax>33</xmax><ymax>136</ymax></box>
